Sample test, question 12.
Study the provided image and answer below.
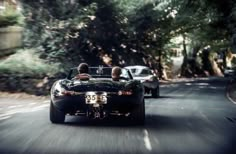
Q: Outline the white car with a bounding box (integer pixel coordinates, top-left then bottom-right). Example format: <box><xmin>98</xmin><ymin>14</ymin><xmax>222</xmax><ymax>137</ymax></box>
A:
<box><xmin>125</xmin><ymin>65</ymin><xmax>160</xmax><ymax>98</ymax></box>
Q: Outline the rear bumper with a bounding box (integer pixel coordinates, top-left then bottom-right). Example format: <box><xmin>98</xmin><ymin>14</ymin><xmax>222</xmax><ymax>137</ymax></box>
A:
<box><xmin>51</xmin><ymin>94</ymin><xmax>143</xmax><ymax>114</ymax></box>
<box><xmin>143</xmin><ymin>81</ymin><xmax>159</xmax><ymax>89</ymax></box>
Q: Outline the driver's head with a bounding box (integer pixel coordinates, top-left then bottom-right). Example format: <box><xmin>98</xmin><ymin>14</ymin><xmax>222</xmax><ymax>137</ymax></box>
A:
<box><xmin>77</xmin><ymin>63</ymin><xmax>89</xmax><ymax>74</ymax></box>
<box><xmin>112</xmin><ymin>66</ymin><xmax>122</xmax><ymax>81</ymax></box>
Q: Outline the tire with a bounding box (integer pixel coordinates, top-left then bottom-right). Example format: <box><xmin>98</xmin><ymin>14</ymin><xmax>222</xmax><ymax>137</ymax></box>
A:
<box><xmin>50</xmin><ymin>101</ymin><xmax>65</xmax><ymax>123</ymax></box>
<box><xmin>151</xmin><ymin>86</ymin><xmax>159</xmax><ymax>98</ymax></box>
<box><xmin>131</xmin><ymin>99</ymin><xmax>145</xmax><ymax>125</ymax></box>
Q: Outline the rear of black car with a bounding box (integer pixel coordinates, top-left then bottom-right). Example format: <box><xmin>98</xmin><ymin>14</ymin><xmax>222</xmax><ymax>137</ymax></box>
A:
<box><xmin>50</xmin><ymin>79</ymin><xmax>145</xmax><ymax>124</ymax></box>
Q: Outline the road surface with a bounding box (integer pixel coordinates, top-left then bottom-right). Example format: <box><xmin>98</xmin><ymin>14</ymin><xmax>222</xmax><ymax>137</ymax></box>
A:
<box><xmin>0</xmin><ymin>77</ymin><xmax>236</xmax><ymax>154</ymax></box>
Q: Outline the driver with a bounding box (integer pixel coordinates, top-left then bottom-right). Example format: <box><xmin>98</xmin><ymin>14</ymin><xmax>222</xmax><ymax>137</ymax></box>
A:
<box><xmin>75</xmin><ymin>63</ymin><xmax>91</xmax><ymax>80</ymax></box>
<box><xmin>111</xmin><ymin>66</ymin><xmax>122</xmax><ymax>81</ymax></box>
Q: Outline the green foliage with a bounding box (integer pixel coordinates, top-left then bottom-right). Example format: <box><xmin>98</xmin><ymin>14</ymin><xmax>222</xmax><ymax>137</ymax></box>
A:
<box><xmin>21</xmin><ymin>0</ymin><xmax>177</xmax><ymax>57</ymax></box>
<box><xmin>19</xmin><ymin>0</ymin><xmax>236</xmax><ymax>78</ymax></box>
<box><xmin>0</xmin><ymin>49</ymin><xmax>60</xmax><ymax>77</ymax></box>
<box><xmin>22</xmin><ymin>0</ymin><xmax>100</xmax><ymax>67</ymax></box>
<box><xmin>0</xmin><ymin>5</ymin><xmax>23</xmax><ymax>27</ymax></box>
<box><xmin>175</xmin><ymin>0</ymin><xmax>235</xmax><ymax>49</ymax></box>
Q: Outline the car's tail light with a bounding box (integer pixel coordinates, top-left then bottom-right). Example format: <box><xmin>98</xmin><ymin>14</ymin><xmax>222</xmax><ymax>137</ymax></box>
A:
<box><xmin>118</xmin><ymin>90</ymin><xmax>133</xmax><ymax>96</ymax></box>
<box><xmin>56</xmin><ymin>89</ymin><xmax>75</xmax><ymax>96</ymax></box>
<box><xmin>61</xmin><ymin>90</ymin><xmax>75</xmax><ymax>96</ymax></box>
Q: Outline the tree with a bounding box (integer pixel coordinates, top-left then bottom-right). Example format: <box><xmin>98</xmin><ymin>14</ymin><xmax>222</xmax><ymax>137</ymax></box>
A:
<box><xmin>20</xmin><ymin>0</ymin><xmax>235</xmax><ymax>77</ymax></box>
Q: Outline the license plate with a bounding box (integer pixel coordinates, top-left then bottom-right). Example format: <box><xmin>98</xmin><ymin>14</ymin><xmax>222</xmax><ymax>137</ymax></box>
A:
<box><xmin>85</xmin><ymin>92</ymin><xmax>107</xmax><ymax>104</ymax></box>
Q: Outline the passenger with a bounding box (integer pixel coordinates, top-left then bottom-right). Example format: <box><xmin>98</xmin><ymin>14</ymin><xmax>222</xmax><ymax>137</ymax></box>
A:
<box><xmin>111</xmin><ymin>66</ymin><xmax>122</xmax><ymax>81</ymax></box>
<box><xmin>75</xmin><ymin>63</ymin><xmax>90</xmax><ymax>80</ymax></box>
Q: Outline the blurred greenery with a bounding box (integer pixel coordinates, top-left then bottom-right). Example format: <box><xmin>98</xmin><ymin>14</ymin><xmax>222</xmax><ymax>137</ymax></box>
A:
<box><xmin>2</xmin><ymin>0</ymin><xmax>236</xmax><ymax>95</ymax></box>
<box><xmin>0</xmin><ymin>4</ymin><xmax>24</xmax><ymax>27</ymax></box>
<box><xmin>0</xmin><ymin>49</ymin><xmax>61</xmax><ymax>77</ymax></box>
<box><xmin>17</xmin><ymin>0</ymin><xmax>236</xmax><ymax>77</ymax></box>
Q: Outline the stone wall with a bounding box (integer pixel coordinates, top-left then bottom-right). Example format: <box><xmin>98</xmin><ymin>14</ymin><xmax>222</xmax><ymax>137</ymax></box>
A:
<box><xmin>0</xmin><ymin>26</ymin><xmax>23</xmax><ymax>56</ymax></box>
<box><xmin>0</xmin><ymin>76</ymin><xmax>58</xmax><ymax>96</ymax></box>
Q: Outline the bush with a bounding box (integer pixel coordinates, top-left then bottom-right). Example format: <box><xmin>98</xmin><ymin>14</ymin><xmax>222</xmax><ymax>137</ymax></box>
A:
<box><xmin>0</xmin><ymin>5</ymin><xmax>23</xmax><ymax>27</ymax></box>
<box><xmin>0</xmin><ymin>49</ymin><xmax>61</xmax><ymax>77</ymax></box>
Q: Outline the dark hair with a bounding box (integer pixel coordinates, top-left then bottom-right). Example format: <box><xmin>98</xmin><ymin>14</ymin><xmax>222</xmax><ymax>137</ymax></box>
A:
<box><xmin>77</xmin><ymin>63</ymin><xmax>89</xmax><ymax>73</ymax></box>
<box><xmin>112</xmin><ymin>66</ymin><xmax>122</xmax><ymax>81</ymax></box>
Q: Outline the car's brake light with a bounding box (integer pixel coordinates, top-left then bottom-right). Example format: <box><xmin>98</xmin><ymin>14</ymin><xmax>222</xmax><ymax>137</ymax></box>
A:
<box><xmin>118</xmin><ymin>90</ymin><xmax>133</xmax><ymax>96</ymax></box>
<box><xmin>61</xmin><ymin>90</ymin><xmax>75</xmax><ymax>96</ymax></box>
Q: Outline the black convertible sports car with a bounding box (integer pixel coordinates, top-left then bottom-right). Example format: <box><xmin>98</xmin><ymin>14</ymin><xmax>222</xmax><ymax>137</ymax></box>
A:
<box><xmin>50</xmin><ymin>66</ymin><xmax>145</xmax><ymax>124</ymax></box>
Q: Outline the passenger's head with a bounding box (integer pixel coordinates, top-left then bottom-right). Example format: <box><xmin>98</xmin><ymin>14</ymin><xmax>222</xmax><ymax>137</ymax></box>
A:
<box><xmin>77</xmin><ymin>63</ymin><xmax>89</xmax><ymax>74</ymax></box>
<box><xmin>112</xmin><ymin>66</ymin><xmax>122</xmax><ymax>81</ymax></box>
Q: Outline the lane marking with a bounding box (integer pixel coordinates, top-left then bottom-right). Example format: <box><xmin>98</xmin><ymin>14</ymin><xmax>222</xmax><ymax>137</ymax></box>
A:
<box><xmin>0</xmin><ymin>104</ymin><xmax>49</xmax><ymax>118</ymax></box>
<box><xmin>43</xmin><ymin>100</ymin><xmax>50</xmax><ymax>103</ymax></box>
<box><xmin>0</xmin><ymin>111</ymin><xmax>22</xmax><ymax>117</ymax></box>
<box><xmin>143</xmin><ymin>129</ymin><xmax>152</xmax><ymax>151</ymax></box>
<box><xmin>31</xmin><ymin>104</ymin><xmax>49</xmax><ymax>111</ymax></box>
<box><xmin>0</xmin><ymin>115</ymin><xmax>11</xmax><ymax>121</ymax></box>
<box><xmin>7</xmin><ymin>106</ymin><xmax>18</xmax><ymax>109</ymax></box>
<box><xmin>37</xmin><ymin>104</ymin><xmax>49</xmax><ymax>108</ymax></box>
<box><xmin>7</xmin><ymin>105</ymin><xmax>23</xmax><ymax>109</ymax></box>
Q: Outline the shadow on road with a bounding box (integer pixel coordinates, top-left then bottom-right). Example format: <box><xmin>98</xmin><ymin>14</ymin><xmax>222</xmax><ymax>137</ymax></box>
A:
<box><xmin>62</xmin><ymin>114</ymin><xmax>199</xmax><ymax>130</ymax></box>
<box><xmin>63</xmin><ymin>116</ymin><xmax>146</xmax><ymax>127</ymax></box>
<box><xmin>145</xmin><ymin>95</ymin><xmax>185</xmax><ymax>99</ymax></box>
<box><xmin>61</xmin><ymin>113</ymin><xmax>236</xmax><ymax>153</ymax></box>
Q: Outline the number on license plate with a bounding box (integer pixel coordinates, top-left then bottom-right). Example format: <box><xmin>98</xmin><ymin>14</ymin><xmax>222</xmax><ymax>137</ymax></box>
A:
<box><xmin>85</xmin><ymin>92</ymin><xmax>107</xmax><ymax>104</ymax></box>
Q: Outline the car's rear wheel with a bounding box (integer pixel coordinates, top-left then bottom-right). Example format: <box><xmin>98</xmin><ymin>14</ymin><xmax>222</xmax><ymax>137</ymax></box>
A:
<box><xmin>50</xmin><ymin>101</ymin><xmax>65</xmax><ymax>123</ymax></box>
<box><xmin>131</xmin><ymin>99</ymin><xmax>145</xmax><ymax>125</ymax></box>
<box><xmin>151</xmin><ymin>86</ymin><xmax>159</xmax><ymax>98</ymax></box>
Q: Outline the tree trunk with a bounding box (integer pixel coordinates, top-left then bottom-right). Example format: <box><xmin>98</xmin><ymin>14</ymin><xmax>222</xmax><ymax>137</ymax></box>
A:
<box><xmin>181</xmin><ymin>34</ymin><xmax>189</xmax><ymax>77</ymax></box>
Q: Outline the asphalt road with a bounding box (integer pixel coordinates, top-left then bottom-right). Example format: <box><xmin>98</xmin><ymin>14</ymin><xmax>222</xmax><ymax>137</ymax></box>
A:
<box><xmin>0</xmin><ymin>77</ymin><xmax>236</xmax><ymax>154</ymax></box>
